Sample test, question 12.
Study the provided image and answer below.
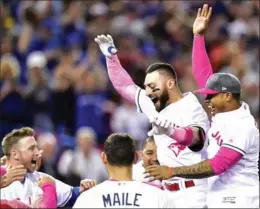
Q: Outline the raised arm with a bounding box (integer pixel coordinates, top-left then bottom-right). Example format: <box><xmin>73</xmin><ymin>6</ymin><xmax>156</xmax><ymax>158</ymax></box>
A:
<box><xmin>95</xmin><ymin>35</ymin><xmax>158</xmax><ymax>121</ymax></box>
<box><xmin>192</xmin><ymin>4</ymin><xmax>213</xmax><ymax>88</ymax></box>
<box><xmin>95</xmin><ymin>35</ymin><xmax>137</xmax><ymax>104</ymax></box>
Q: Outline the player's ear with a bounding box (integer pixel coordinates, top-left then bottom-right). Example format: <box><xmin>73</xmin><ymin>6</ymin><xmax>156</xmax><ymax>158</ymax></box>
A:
<box><xmin>167</xmin><ymin>79</ymin><xmax>175</xmax><ymax>90</ymax></box>
<box><xmin>11</xmin><ymin>148</ymin><xmax>19</xmax><ymax>161</ymax></box>
<box><xmin>101</xmin><ymin>152</ymin><xmax>107</xmax><ymax>164</ymax></box>
<box><xmin>225</xmin><ymin>92</ymin><xmax>232</xmax><ymax>102</ymax></box>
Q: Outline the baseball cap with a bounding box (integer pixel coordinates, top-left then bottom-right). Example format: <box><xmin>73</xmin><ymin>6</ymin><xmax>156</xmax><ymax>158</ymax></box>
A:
<box><xmin>195</xmin><ymin>73</ymin><xmax>241</xmax><ymax>95</ymax></box>
<box><xmin>27</xmin><ymin>51</ymin><xmax>47</xmax><ymax>69</ymax></box>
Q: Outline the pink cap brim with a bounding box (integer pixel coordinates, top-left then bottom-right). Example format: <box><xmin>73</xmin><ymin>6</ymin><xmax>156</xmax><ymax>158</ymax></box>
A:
<box><xmin>194</xmin><ymin>88</ymin><xmax>220</xmax><ymax>95</ymax></box>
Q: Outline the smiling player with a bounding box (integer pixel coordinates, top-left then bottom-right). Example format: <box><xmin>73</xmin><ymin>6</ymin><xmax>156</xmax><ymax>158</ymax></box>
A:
<box><xmin>95</xmin><ymin>30</ymin><xmax>210</xmax><ymax>206</ymax></box>
<box><xmin>0</xmin><ymin>127</ymin><xmax>97</xmax><ymax>208</ymax></box>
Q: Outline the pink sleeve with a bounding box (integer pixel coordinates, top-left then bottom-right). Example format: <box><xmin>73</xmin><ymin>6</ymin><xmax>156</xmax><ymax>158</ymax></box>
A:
<box><xmin>37</xmin><ymin>182</ymin><xmax>57</xmax><ymax>208</ymax></box>
<box><xmin>106</xmin><ymin>56</ymin><xmax>138</xmax><ymax>104</ymax></box>
<box><xmin>192</xmin><ymin>35</ymin><xmax>214</xmax><ymax>88</ymax></box>
<box><xmin>209</xmin><ymin>146</ymin><xmax>243</xmax><ymax>175</ymax></box>
<box><xmin>0</xmin><ymin>166</ymin><xmax>7</xmax><ymax>176</ymax></box>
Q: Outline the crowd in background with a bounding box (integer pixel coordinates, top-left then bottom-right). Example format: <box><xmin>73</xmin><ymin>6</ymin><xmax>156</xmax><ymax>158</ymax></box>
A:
<box><xmin>0</xmin><ymin>0</ymin><xmax>259</xmax><ymax>185</ymax></box>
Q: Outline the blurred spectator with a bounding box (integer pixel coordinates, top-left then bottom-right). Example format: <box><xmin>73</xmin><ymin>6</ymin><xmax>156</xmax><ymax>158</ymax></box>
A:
<box><xmin>75</xmin><ymin>65</ymin><xmax>109</xmax><ymax>144</ymax></box>
<box><xmin>24</xmin><ymin>51</ymin><xmax>53</xmax><ymax>132</ymax></box>
<box><xmin>58</xmin><ymin>127</ymin><xmax>108</xmax><ymax>185</ymax></box>
<box><xmin>0</xmin><ymin>55</ymin><xmax>26</xmax><ymax>144</ymax></box>
<box><xmin>37</xmin><ymin>132</ymin><xmax>58</xmax><ymax>177</ymax></box>
<box><xmin>110</xmin><ymin>98</ymin><xmax>150</xmax><ymax>150</ymax></box>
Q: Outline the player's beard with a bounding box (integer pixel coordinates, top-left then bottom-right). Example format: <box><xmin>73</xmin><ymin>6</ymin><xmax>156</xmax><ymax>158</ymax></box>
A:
<box><xmin>156</xmin><ymin>88</ymin><xmax>169</xmax><ymax>112</ymax></box>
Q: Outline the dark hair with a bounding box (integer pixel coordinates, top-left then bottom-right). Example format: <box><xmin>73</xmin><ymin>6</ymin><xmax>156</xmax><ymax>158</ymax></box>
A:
<box><xmin>146</xmin><ymin>63</ymin><xmax>177</xmax><ymax>80</ymax></box>
<box><xmin>142</xmin><ymin>136</ymin><xmax>155</xmax><ymax>149</ymax></box>
<box><xmin>104</xmin><ymin>133</ymin><xmax>136</xmax><ymax>166</ymax></box>
<box><xmin>232</xmin><ymin>93</ymin><xmax>240</xmax><ymax>101</ymax></box>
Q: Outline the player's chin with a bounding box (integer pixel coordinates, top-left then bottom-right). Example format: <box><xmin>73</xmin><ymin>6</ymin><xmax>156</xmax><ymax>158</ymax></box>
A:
<box><xmin>27</xmin><ymin>163</ymin><xmax>37</xmax><ymax>173</ymax></box>
<box><xmin>155</xmin><ymin>102</ymin><xmax>161</xmax><ymax>111</ymax></box>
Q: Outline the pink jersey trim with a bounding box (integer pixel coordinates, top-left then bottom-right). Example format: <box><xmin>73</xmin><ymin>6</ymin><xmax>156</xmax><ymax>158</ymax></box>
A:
<box><xmin>106</xmin><ymin>56</ymin><xmax>137</xmax><ymax>104</ymax></box>
<box><xmin>192</xmin><ymin>35</ymin><xmax>213</xmax><ymax>90</ymax></box>
<box><xmin>209</xmin><ymin>146</ymin><xmax>243</xmax><ymax>175</ymax></box>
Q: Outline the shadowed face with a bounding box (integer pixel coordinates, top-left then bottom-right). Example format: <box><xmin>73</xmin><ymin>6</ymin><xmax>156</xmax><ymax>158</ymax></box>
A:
<box><xmin>204</xmin><ymin>92</ymin><xmax>232</xmax><ymax>116</ymax></box>
<box><xmin>141</xmin><ymin>140</ymin><xmax>159</xmax><ymax>168</ymax></box>
<box><xmin>144</xmin><ymin>71</ymin><xmax>170</xmax><ymax>112</ymax></box>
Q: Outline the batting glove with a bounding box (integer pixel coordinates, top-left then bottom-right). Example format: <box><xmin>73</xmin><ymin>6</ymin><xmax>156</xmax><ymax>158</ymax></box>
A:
<box><xmin>148</xmin><ymin>117</ymin><xmax>174</xmax><ymax>137</ymax></box>
<box><xmin>94</xmin><ymin>34</ymin><xmax>118</xmax><ymax>57</ymax></box>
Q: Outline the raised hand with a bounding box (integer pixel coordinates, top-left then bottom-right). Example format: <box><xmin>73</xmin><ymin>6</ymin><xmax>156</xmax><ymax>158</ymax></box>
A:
<box><xmin>94</xmin><ymin>34</ymin><xmax>118</xmax><ymax>57</ymax></box>
<box><xmin>37</xmin><ymin>176</ymin><xmax>55</xmax><ymax>187</ymax></box>
<box><xmin>193</xmin><ymin>4</ymin><xmax>212</xmax><ymax>36</ymax></box>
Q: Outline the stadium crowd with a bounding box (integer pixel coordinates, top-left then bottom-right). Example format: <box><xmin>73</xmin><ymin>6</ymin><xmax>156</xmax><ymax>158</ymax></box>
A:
<box><xmin>0</xmin><ymin>0</ymin><xmax>259</xmax><ymax>185</ymax></box>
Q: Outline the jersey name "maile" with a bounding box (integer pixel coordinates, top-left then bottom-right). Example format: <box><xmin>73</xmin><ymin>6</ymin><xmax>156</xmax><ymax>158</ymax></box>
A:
<box><xmin>102</xmin><ymin>192</ymin><xmax>142</xmax><ymax>207</ymax></box>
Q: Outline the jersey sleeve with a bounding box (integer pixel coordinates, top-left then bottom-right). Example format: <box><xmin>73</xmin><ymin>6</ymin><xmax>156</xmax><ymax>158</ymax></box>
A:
<box><xmin>184</xmin><ymin>95</ymin><xmax>209</xmax><ymax>133</ymax></box>
<box><xmin>135</xmin><ymin>87</ymin><xmax>158</xmax><ymax>121</ymax></box>
<box><xmin>38</xmin><ymin>172</ymin><xmax>73</xmax><ymax>207</ymax></box>
<box><xmin>221</xmin><ymin>126</ymin><xmax>253</xmax><ymax>156</ymax></box>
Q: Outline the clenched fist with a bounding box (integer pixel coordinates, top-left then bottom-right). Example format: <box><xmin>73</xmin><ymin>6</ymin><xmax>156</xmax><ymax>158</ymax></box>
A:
<box><xmin>94</xmin><ymin>34</ymin><xmax>118</xmax><ymax>57</ymax></box>
<box><xmin>37</xmin><ymin>176</ymin><xmax>55</xmax><ymax>187</ymax></box>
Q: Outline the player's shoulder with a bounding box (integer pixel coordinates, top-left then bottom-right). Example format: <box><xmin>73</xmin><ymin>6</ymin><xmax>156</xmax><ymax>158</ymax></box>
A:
<box><xmin>136</xmin><ymin>181</ymin><xmax>163</xmax><ymax>191</ymax></box>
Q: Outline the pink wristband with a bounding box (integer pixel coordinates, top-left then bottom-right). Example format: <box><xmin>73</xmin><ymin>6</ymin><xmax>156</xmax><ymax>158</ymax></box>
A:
<box><xmin>170</xmin><ymin>127</ymin><xmax>194</xmax><ymax>146</ymax></box>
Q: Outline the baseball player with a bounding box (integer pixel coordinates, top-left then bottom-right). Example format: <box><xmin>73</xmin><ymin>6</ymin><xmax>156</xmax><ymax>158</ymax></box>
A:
<box><xmin>132</xmin><ymin>137</ymin><xmax>161</xmax><ymax>188</ymax></box>
<box><xmin>95</xmin><ymin>33</ymin><xmax>210</xmax><ymax>207</ymax></box>
<box><xmin>0</xmin><ymin>127</ymin><xmax>96</xmax><ymax>208</ymax></box>
<box><xmin>144</xmin><ymin>4</ymin><xmax>259</xmax><ymax>208</ymax></box>
<box><xmin>73</xmin><ymin>133</ymin><xmax>175</xmax><ymax>208</ymax></box>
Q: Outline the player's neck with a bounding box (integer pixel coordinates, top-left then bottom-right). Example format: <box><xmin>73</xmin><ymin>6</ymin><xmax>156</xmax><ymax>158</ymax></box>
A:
<box><xmin>223</xmin><ymin>100</ymin><xmax>241</xmax><ymax>112</ymax></box>
<box><xmin>108</xmin><ymin>166</ymin><xmax>133</xmax><ymax>181</ymax></box>
<box><xmin>168</xmin><ymin>89</ymin><xmax>183</xmax><ymax>104</ymax></box>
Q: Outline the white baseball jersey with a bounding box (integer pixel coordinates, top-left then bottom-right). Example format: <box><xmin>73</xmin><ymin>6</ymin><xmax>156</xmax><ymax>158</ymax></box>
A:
<box><xmin>0</xmin><ymin>171</ymin><xmax>72</xmax><ymax>207</ymax></box>
<box><xmin>73</xmin><ymin>180</ymin><xmax>175</xmax><ymax>208</ymax></box>
<box><xmin>133</xmin><ymin>160</ymin><xmax>162</xmax><ymax>188</ymax></box>
<box><xmin>135</xmin><ymin>89</ymin><xmax>210</xmax><ymax>186</ymax></box>
<box><xmin>206</xmin><ymin>102</ymin><xmax>259</xmax><ymax>208</ymax></box>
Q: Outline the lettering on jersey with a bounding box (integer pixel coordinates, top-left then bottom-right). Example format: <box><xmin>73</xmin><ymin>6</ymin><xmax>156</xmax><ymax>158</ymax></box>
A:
<box><xmin>168</xmin><ymin>142</ymin><xmax>186</xmax><ymax>157</ymax></box>
<box><xmin>222</xmin><ymin>197</ymin><xmax>236</xmax><ymax>204</ymax></box>
<box><xmin>102</xmin><ymin>193</ymin><xmax>142</xmax><ymax>207</ymax></box>
<box><xmin>211</xmin><ymin>131</ymin><xmax>223</xmax><ymax>146</ymax></box>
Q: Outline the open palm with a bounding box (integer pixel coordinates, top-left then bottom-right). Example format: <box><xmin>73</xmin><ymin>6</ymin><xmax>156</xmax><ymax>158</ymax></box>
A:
<box><xmin>193</xmin><ymin>4</ymin><xmax>212</xmax><ymax>35</ymax></box>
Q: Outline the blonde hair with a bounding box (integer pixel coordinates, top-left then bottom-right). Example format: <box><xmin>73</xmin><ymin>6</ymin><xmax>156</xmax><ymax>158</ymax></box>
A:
<box><xmin>0</xmin><ymin>55</ymin><xmax>21</xmax><ymax>80</ymax></box>
<box><xmin>2</xmin><ymin>127</ymin><xmax>34</xmax><ymax>156</ymax></box>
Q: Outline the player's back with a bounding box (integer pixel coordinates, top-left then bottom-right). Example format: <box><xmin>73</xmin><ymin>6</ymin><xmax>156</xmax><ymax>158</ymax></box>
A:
<box><xmin>73</xmin><ymin>180</ymin><xmax>174</xmax><ymax>208</ymax></box>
